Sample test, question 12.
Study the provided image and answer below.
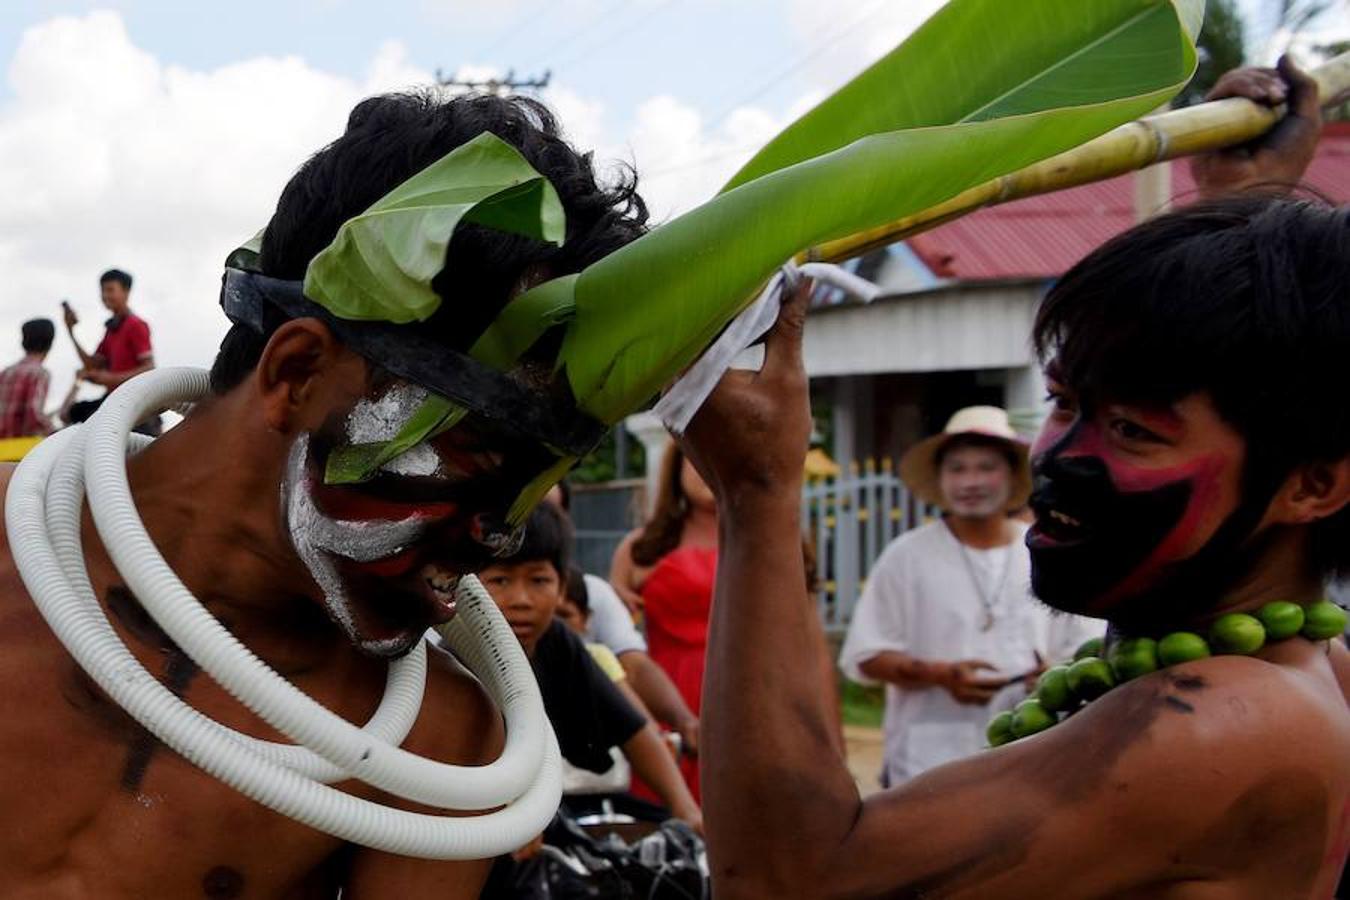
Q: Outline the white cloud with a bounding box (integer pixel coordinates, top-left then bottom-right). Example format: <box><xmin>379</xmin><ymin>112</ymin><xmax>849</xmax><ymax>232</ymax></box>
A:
<box><xmin>625</xmin><ymin>0</ymin><xmax>939</xmax><ymax>221</ymax></box>
<box><xmin>786</xmin><ymin>0</ymin><xmax>945</xmax><ymax>88</ymax></box>
<box><xmin>0</xmin><ymin>6</ymin><xmax>919</xmax><ymax>411</ymax></box>
<box><xmin>621</xmin><ymin>94</ymin><xmax>795</xmax><ymax>221</ymax></box>
<box><xmin>0</xmin><ymin>12</ymin><xmax>432</xmax><ymax>405</ymax></box>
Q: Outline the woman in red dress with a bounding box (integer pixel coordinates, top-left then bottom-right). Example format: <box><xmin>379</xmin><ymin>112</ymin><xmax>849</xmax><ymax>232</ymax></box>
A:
<box><xmin>611</xmin><ymin>443</ymin><xmax>717</xmax><ymax>799</ymax></box>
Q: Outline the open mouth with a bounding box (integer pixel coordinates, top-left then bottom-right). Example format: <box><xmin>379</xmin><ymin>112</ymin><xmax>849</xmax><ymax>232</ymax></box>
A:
<box><xmin>1028</xmin><ymin>504</ymin><xmax>1092</xmax><ymax>548</ymax></box>
<box><xmin>419</xmin><ymin>564</ymin><xmax>462</xmax><ymax>623</ymax></box>
<box><xmin>338</xmin><ymin>559</ymin><xmax>465</xmax><ymax>637</ymax></box>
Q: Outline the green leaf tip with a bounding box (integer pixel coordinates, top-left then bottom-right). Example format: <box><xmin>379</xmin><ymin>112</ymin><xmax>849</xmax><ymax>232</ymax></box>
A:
<box><xmin>225</xmin><ymin>229</ymin><xmax>265</xmax><ymax>272</ymax></box>
<box><xmin>303</xmin><ymin>131</ymin><xmax>566</xmax><ymax>325</ymax></box>
<box><xmin>507</xmin><ymin>455</ymin><xmax>579</xmax><ymax>528</ymax></box>
<box><xmin>323</xmin><ymin>396</ymin><xmax>469</xmax><ymax>485</ymax></box>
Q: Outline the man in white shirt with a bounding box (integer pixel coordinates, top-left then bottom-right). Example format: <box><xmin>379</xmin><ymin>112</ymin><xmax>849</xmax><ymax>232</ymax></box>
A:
<box><xmin>839</xmin><ymin>406</ymin><xmax>1096</xmax><ymax>786</ymax></box>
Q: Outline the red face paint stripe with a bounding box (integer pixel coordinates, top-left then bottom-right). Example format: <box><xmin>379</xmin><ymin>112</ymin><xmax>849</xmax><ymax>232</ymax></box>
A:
<box><xmin>1041</xmin><ymin>419</ymin><xmax>1226</xmax><ymax>494</ymax></box>
<box><xmin>307</xmin><ymin>483</ymin><xmax>461</xmax><ymax>523</ymax></box>
<box><xmin>1093</xmin><ymin>452</ymin><xmax>1230</xmax><ymax>606</ymax></box>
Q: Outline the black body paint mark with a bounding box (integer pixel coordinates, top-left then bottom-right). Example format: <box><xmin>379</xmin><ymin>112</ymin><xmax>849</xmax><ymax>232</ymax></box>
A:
<box><xmin>1168</xmin><ymin>673</ymin><xmax>1206</xmax><ymax>692</ymax></box>
<box><xmin>119</xmin><ymin>647</ymin><xmax>200</xmax><ymax>791</ymax></box>
<box><xmin>119</xmin><ymin>730</ymin><xmax>158</xmax><ymax>792</ymax></box>
<box><xmin>106</xmin><ymin>586</ymin><xmax>201</xmax><ymax>792</ymax></box>
<box><xmin>1163</xmin><ymin>695</ymin><xmax>1195</xmax><ymax>714</ymax></box>
<box><xmin>201</xmin><ymin>865</ymin><xmax>245</xmax><ymax>899</ymax></box>
<box><xmin>106</xmin><ymin>585</ymin><xmax>176</xmax><ymax>652</ymax></box>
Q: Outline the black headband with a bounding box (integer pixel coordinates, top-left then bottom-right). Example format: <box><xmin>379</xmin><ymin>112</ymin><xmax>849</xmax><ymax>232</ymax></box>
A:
<box><xmin>219</xmin><ymin>268</ymin><xmax>607</xmax><ymax>458</ymax></box>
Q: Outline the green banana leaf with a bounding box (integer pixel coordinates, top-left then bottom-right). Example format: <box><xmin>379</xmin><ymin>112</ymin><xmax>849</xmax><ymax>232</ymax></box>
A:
<box><xmin>304</xmin><ymin>131</ymin><xmax>566</xmax><ymax>324</ymax></box>
<box><xmin>324</xmin><ymin>396</ymin><xmax>468</xmax><ymax>484</ymax></box>
<box><xmin>303</xmin><ymin>0</ymin><xmax>1202</xmax><ymax>486</ymax></box>
<box><xmin>723</xmin><ymin>0</ymin><xmax>1203</xmax><ymax>191</ymax></box>
<box><xmin>524</xmin><ymin>0</ymin><xmax>1203</xmax><ymax>425</ymax></box>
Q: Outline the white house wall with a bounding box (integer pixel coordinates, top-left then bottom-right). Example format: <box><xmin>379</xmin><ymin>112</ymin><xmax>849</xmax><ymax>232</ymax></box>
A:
<box><xmin>803</xmin><ymin>280</ymin><xmax>1045</xmax><ymax>378</ymax></box>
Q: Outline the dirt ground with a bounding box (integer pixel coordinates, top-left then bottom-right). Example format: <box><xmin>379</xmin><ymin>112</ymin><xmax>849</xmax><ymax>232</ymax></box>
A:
<box><xmin>844</xmin><ymin>725</ymin><xmax>884</xmax><ymax>796</ymax></box>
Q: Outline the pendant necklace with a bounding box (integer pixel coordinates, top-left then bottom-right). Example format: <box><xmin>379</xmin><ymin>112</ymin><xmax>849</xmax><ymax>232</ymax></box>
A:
<box><xmin>948</xmin><ymin>521</ymin><xmax>1011</xmax><ymax>632</ymax></box>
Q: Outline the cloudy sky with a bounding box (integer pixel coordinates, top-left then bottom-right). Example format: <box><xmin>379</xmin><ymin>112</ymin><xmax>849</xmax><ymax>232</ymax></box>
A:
<box><xmin>0</xmin><ymin>0</ymin><xmax>1338</xmax><ymax>403</ymax></box>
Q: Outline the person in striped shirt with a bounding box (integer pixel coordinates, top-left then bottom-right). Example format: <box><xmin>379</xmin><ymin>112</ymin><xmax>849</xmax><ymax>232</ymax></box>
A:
<box><xmin>0</xmin><ymin>319</ymin><xmax>55</xmax><ymax>439</ymax></box>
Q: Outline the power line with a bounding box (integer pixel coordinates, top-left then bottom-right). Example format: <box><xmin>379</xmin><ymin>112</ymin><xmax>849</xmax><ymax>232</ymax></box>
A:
<box><xmin>547</xmin><ymin>0</ymin><xmax>680</xmax><ymax>72</ymax></box>
<box><xmin>535</xmin><ymin>0</ymin><xmax>632</xmax><ymax>69</ymax></box>
<box><xmin>643</xmin><ymin>0</ymin><xmax>889</xmax><ymax>183</ymax></box>
<box><xmin>474</xmin><ymin>0</ymin><xmax>556</xmax><ymax>61</ymax></box>
<box><xmin>705</xmin><ymin>0</ymin><xmax>887</xmax><ymax>130</ymax></box>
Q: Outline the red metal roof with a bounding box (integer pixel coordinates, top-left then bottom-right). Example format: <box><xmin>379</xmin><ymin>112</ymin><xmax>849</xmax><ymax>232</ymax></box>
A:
<box><xmin>906</xmin><ymin>122</ymin><xmax>1350</xmax><ymax>281</ymax></box>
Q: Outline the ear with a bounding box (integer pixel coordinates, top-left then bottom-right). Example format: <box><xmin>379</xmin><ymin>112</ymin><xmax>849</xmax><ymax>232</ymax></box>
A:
<box><xmin>254</xmin><ymin>318</ymin><xmax>362</xmax><ymax>433</ymax></box>
<box><xmin>1266</xmin><ymin>457</ymin><xmax>1350</xmax><ymax>526</ymax></box>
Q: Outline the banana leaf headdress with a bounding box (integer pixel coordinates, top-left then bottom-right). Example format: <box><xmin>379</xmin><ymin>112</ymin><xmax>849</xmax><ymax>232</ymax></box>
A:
<box><xmin>221</xmin><ymin>0</ymin><xmax>1204</xmax><ymax>525</ymax></box>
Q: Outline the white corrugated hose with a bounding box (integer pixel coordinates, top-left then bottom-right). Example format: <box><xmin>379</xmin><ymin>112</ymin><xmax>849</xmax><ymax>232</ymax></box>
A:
<box><xmin>5</xmin><ymin>367</ymin><xmax>561</xmax><ymax>859</ymax></box>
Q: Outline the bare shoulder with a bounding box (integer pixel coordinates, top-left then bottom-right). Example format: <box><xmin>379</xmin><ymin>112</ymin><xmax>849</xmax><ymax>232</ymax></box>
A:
<box><xmin>1056</xmin><ymin>652</ymin><xmax>1348</xmax><ymax>867</ymax></box>
<box><xmin>611</xmin><ymin>529</ymin><xmax>641</xmax><ymax>566</ymax></box>
<box><xmin>398</xmin><ymin>639</ymin><xmax>505</xmax><ymax>768</ymax></box>
<box><xmin>1088</xmin><ymin>651</ymin><xmax>1348</xmax><ymax>787</ymax></box>
<box><xmin>610</xmin><ymin>528</ymin><xmax>651</xmax><ymax>587</ymax></box>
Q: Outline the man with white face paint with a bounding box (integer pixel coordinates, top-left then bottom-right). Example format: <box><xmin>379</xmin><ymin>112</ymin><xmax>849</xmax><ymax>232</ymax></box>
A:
<box><xmin>839</xmin><ymin>406</ymin><xmax>1097</xmax><ymax>786</ymax></box>
<box><xmin>0</xmin><ymin>91</ymin><xmax>649</xmax><ymax>898</ymax></box>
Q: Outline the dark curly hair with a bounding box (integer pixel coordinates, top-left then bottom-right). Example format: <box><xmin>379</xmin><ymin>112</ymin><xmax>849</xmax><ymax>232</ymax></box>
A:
<box><xmin>210</xmin><ymin>91</ymin><xmax>648</xmax><ymax>393</ymax></box>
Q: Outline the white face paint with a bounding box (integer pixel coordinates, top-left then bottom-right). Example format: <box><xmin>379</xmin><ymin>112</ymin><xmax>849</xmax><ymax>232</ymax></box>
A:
<box><xmin>281</xmin><ymin>436</ymin><xmax>460</xmax><ymax>657</ymax></box>
<box><xmin>346</xmin><ymin>382</ymin><xmax>445</xmax><ymax>479</ymax></box>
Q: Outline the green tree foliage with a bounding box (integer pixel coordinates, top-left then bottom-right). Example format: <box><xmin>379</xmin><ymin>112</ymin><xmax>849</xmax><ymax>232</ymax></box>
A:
<box><xmin>1178</xmin><ymin>0</ymin><xmax>1248</xmax><ymax>105</ymax></box>
<box><xmin>570</xmin><ymin>427</ymin><xmax>647</xmax><ymax>485</ymax></box>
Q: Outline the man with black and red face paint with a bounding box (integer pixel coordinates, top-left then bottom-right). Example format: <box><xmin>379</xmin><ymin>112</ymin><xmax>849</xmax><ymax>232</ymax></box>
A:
<box><xmin>0</xmin><ymin>92</ymin><xmax>647</xmax><ymax>899</ymax></box>
<box><xmin>1026</xmin><ymin>386</ymin><xmax>1254</xmax><ymax>625</ymax></box>
<box><xmin>682</xmin><ymin>60</ymin><xmax>1350</xmax><ymax>900</ymax></box>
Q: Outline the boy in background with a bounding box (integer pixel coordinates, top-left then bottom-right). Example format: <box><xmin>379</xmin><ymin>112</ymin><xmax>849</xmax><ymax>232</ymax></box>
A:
<box><xmin>476</xmin><ymin>502</ymin><xmax>702</xmax><ymax>832</ymax></box>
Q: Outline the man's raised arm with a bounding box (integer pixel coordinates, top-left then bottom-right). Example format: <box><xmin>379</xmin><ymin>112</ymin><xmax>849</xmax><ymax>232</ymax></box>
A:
<box><xmin>676</xmin><ymin>286</ymin><xmax>1289</xmax><ymax>899</ymax></box>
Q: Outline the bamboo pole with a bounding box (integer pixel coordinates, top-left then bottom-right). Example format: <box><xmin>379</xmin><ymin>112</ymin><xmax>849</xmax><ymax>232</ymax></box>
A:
<box><xmin>804</xmin><ymin>51</ymin><xmax>1350</xmax><ymax>265</ymax></box>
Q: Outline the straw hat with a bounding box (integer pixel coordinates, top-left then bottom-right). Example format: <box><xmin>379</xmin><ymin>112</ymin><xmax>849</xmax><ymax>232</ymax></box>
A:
<box><xmin>897</xmin><ymin>406</ymin><xmax>1031</xmax><ymax>512</ymax></box>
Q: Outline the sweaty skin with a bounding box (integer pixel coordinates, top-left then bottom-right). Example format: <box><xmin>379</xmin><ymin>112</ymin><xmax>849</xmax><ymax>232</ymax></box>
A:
<box><xmin>0</xmin><ymin>320</ymin><xmax>511</xmax><ymax>899</ymax></box>
<box><xmin>681</xmin><ymin>283</ymin><xmax>1350</xmax><ymax>899</ymax></box>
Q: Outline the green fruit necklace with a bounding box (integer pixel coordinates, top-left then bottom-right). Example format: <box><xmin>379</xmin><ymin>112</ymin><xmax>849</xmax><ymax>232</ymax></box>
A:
<box><xmin>987</xmin><ymin>599</ymin><xmax>1348</xmax><ymax>748</ymax></box>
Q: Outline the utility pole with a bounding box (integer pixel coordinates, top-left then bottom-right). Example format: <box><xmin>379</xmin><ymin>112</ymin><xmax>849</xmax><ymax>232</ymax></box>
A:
<box><xmin>435</xmin><ymin>68</ymin><xmax>552</xmax><ymax>95</ymax></box>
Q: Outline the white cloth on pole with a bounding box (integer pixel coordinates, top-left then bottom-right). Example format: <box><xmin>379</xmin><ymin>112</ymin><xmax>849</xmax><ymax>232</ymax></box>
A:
<box><xmin>655</xmin><ymin>261</ymin><xmax>878</xmax><ymax>435</ymax></box>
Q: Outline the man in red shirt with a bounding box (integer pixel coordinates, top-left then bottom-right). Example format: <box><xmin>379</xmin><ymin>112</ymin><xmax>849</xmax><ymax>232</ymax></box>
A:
<box><xmin>63</xmin><ymin>268</ymin><xmax>158</xmax><ymax>433</ymax></box>
<box><xmin>0</xmin><ymin>319</ymin><xmax>55</xmax><ymax>439</ymax></box>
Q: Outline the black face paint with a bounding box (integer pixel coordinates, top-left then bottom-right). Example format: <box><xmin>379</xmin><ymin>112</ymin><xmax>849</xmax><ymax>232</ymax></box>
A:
<box><xmin>1027</xmin><ymin>417</ymin><xmax>1286</xmax><ymax>628</ymax></box>
<box><xmin>1027</xmin><ymin>451</ymin><xmax>1192</xmax><ymax>616</ymax></box>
